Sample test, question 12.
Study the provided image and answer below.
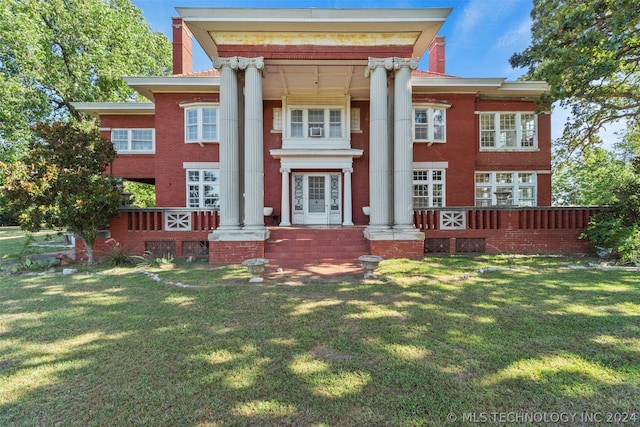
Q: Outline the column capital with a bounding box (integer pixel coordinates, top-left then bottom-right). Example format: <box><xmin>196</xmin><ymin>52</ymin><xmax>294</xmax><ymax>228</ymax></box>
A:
<box><xmin>279</xmin><ymin>167</ymin><xmax>291</xmax><ymax>174</ymax></box>
<box><xmin>365</xmin><ymin>57</ymin><xmax>395</xmax><ymax>77</ymax></box>
<box><xmin>237</xmin><ymin>56</ymin><xmax>265</xmax><ymax>71</ymax></box>
<box><xmin>213</xmin><ymin>56</ymin><xmax>240</xmax><ymax>70</ymax></box>
<box><xmin>393</xmin><ymin>57</ymin><xmax>419</xmax><ymax>71</ymax></box>
<box><xmin>342</xmin><ymin>167</ymin><xmax>353</xmax><ymax>174</ymax></box>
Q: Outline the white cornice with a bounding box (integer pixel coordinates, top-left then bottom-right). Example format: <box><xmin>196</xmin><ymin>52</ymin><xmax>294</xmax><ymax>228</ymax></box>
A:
<box><xmin>71</xmin><ymin>102</ymin><xmax>155</xmax><ymax>116</ymax></box>
<box><xmin>123</xmin><ymin>76</ymin><xmax>220</xmax><ymax>101</ymax></box>
<box><xmin>412</xmin><ymin>78</ymin><xmax>548</xmax><ymax>97</ymax></box>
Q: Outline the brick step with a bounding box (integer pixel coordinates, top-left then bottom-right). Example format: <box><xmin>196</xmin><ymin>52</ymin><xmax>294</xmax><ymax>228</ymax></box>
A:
<box><xmin>266</xmin><ymin>226</ymin><xmax>369</xmax><ymax>267</ymax></box>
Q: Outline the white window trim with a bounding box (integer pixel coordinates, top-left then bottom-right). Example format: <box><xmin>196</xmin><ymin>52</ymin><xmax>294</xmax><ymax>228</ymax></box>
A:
<box><xmin>474</xmin><ymin>171</ymin><xmax>537</xmax><ymax>207</ymax></box>
<box><xmin>477</xmin><ymin>112</ymin><xmax>538</xmax><ymax>151</ymax></box>
<box><xmin>413</xmin><ymin>103</ymin><xmax>449</xmax><ymax>145</ymax></box>
<box><xmin>412</xmin><ymin>168</ymin><xmax>446</xmax><ymax>208</ymax></box>
<box><xmin>185</xmin><ymin>168</ymin><xmax>221</xmax><ymax>209</ymax></box>
<box><xmin>282</xmin><ymin>96</ymin><xmax>351</xmax><ymax>150</ymax></box>
<box><xmin>110</xmin><ymin>128</ymin><xmax>155</xmax><ymax>154</ymax></box>
<box><xmin>181</xmin><ymin>102</ymin><xmax>219</xmax><ymax>145</ymax></box>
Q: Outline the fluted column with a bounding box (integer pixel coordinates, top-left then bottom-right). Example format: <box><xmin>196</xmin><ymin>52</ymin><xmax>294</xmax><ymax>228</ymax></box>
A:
<box><xmin>240</xmin><ymin>57</ymin><xmax>265</xmax><ymax>230</ymax></box>
<box><xmin>279</xmin><ymin>168</ymin><xmax>291</xmax><ymax>226</ymax></box>
<box><xmin>366</xmin><ymin>57</ymin><xmax>394</xmax><ymax>231</ymax></box>
<box><xmin>342</xmin><ymin>168</ymin><xmax>354</xmax><ymax>226</ymax></box>
<box><xmin>212</xmin><ymin>57</ymin><xmax>240</xmax><ymax>230</ymax></box>
<box><xmin>393</xmin><ymin>57</ymin><xmax>419</xmax><ymax>230</ymax></box>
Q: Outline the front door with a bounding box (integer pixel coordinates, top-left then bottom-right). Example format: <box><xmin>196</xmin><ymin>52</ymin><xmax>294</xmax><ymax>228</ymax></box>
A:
<box><xmin>292</xmin><ymin>173</ymin><xmax>341</xmax><ymax>225</ymax></box>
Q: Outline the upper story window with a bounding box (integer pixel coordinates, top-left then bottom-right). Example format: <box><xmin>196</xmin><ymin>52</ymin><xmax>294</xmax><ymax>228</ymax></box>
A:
<box><xmin>282</xmin><ymin>96</ymin><xmax>351</xmax><ymax>150</ymax></box>
<box><xmin>111</xmin><ymin>129</ymin><xmax>154</xmax><ymax>153</ymax></box>
<box><xmin>413</xmin><ymin>105</ymin><xmax>447</xmax><ymax>143</ymax></box>
<box><xmin>289</xmin><ymin>107</ymin><xmax>343</xmax><ymax>139</ymax></box>
<box><xmin>183</xmin><ymin>104</ymin><xmax>218</xmax><ymax>144</ymax></box>
<box><xmin>479</xmin><ymin>112</ymin><xmax>537</xmax><ymax>150</ymax></box>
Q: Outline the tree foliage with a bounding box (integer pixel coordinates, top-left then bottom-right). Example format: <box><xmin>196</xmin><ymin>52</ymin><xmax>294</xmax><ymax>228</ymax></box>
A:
<box><xmin>0</xmin><ymin>0</ymin><xmax>171</xmax><ymax>154</ymax></box>
<box><xmin>510</xmin><ymin>0</ymin><xmax>640</xmax><ymax>152</ymax></box>
<box><xmin>0</xmin><ymin>120</ymin><xmax>123</xmax><ymax>263</ymax></box>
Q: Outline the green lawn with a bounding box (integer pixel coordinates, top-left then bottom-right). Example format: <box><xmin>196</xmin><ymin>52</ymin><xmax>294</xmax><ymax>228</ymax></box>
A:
<box><xmin>1</xmin><ymin>253</ymin><xmax>639</xmax><ymax>426</ymax></box>
<box><xmin>0</xmin><ymin>226</ymin><xmax>69</xmax><ymax>259</ymax></box>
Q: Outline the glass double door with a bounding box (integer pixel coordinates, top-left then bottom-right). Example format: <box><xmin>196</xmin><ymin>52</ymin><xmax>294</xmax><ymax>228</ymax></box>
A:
<box><xmin>292</xmin><ymin>173</ymin><xmax>341</xmax><ymax>225</ymax></box>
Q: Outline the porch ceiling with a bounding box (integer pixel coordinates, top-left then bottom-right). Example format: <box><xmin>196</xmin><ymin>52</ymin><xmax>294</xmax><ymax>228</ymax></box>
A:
<box><xmin>262</xmin><ymin>61</ymin><xmax>369</xmax><ymax>100</ymax></box>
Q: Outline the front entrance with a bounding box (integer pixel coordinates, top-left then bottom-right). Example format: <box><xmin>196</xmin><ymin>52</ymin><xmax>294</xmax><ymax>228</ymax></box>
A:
<box><xmin>292</xmin><ymin>173</ymin><xmax>341</xmax><ymax>225</ymax></box>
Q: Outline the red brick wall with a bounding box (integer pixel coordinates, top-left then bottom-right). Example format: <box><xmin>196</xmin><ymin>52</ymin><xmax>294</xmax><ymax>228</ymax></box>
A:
<box><xmin>153</xmin><ymin>93</ymin><xmax>220</xmax><ymax>207</ymax></box>
<box><xmin>369</xmin><ymin>240</ymin><xmax>424</xmax><ymax>260</ymax></box>
<box><xmin>101</xmin><ymin>115</ymin><xmax>156</xmax><ymax>180</ymax></box>
<box><xmin>209</xmin><ymin>241</ymin><xmax>266</xmax><ymax>264</ymax></box>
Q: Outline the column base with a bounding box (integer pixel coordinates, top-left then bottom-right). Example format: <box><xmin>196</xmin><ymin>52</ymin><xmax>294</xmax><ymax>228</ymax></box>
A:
<box><xmin>208</xmin><ymin>229</ymin><xmax>270</xmax><ymax>264</ymax></box>
<box><xmin>364</xmin><ymin>228</ymin><xmax>424</xmax><ymax>260</ymax></box>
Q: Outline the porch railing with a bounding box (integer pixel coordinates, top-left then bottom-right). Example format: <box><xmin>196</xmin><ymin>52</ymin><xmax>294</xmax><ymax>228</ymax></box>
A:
<box><xmin>413</xmin><ymin>207</ymin><xmax>601</xmax><ymax>231</ymax></box>
<box><xmin>121</xmin><ymin>208</ymin><xmax>219</xmax><ymax>232</ymax></box>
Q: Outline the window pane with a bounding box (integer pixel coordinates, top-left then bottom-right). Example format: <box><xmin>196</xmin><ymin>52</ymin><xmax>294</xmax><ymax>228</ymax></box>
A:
<box><xmin>433</xmin><ymin>109</ymin><xmax>445</xmax><ymax>141</ymax></box>
<box><xmin>496</xmin><ymin>173</ymin><xmax>513</xmax><ymax>184</ymax></box>
<box><xmin>521</xmin><ymin>114</ymin><xmax>536</xmax><ymax>147</ymax></box>
<box><xmin>203</xmin><ymin>185</ymin><xmax>219</xmax><ymax>207</ymax></box>
<box><xmin>518</xmin><ymin>173</ymin><xmax>533</xmax><ymax>184</ymax></box>
<box><xmin>499</xmin><ymin>114</ymin><xmax>516</xmax><ymax>147</ymax></box>
<box><xmin>188</xmin><ymin>185</ymin><xmax>200</xmax><ymax>207</ymax></box>
<box><xmin>203</xmin><ymin>170</ymin><xmax>219</xmax><ymax>182</ymax></box>
<box><xmin>131</xmin><ymin>129</ymin><xmax>153</xmax><ymax>150</ymax></box>
<box><xmin>111</xmin><ymin>130</ymin><xmax>129</xmax><ymax>151</ymax></box>
<box><xmin>186</xmin><ymin>110</ymin><xmax>198</xmax><ymax>141</ymax></box>
<box><xmin>329</xmin><ymin>109</ymin><xmax>341</xmax><ymax>137</ymax></box>
<box><xmin>480</xmin><ymin>114</ymin><xmax>495</xmax><ymax>147</ymax></box>
<box><xmin>291</xmin><ymin>110</ymin><xmax>303</xmax><ymax>137</ymax></box>
<box><xmin>188</xmin><ymin>171</ymin><xmax>200</xmax><ymax>182</ymax></box>
<box><xmin>308</xmin><ymin>109</ymin><xmax>324</xmax><ymax>124</ymax></box>
<box><xmin>414</xmin><ymin>109</ymin><xmax>428</xmax><ymax>140</ymax></box>
<box><xmin>202</xmin><ymin>108</ymin><xmax>217</xmax><ymax>140</ymax></box>
<box><xmin>475</xmin><ymin>173</ymin><xmax>490</xmax><ymax>183</ymax></box>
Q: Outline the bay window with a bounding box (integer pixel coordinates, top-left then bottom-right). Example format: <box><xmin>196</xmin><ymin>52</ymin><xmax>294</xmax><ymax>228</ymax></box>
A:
<box><xmin>183</xmin><ymin>104</ymin><xmax>218</xmax><ymax>144</ymax></box>
<box><xmin>413</xmin><ymin>105</ymin><xmax>447</xmax><ymax>143</ymax></box>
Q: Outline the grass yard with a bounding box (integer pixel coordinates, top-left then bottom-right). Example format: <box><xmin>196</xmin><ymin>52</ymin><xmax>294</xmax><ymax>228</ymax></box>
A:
<box><xmin>0</xmin><ymin>226</ymin><xmax>69</xmax><ymax>259</ymax></box>
<box><xmin>1</xmin><ymin>253</ymin><xmax>639</xmax><ymax>426</ymax></box>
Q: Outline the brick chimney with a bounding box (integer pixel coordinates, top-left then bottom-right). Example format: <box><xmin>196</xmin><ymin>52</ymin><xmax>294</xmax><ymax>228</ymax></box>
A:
<box><xmin>428</xmin><ymin>36</ymin><xmax>446</xmax><ymax>75</ymax></box>
<box><xmin>172</xmin><ymin>17</ymin><xmax>193</xmax><ymax>75</ymax></box>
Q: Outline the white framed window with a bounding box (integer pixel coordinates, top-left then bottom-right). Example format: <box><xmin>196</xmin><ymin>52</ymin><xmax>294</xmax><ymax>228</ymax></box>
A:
<box><xmin>287</xmin><ymin>107</ymin><xmax>343</xmax><ymax>139</ymax></box>
<box><xmin>183</xmin><ymin>104</ymin><xmax>218</xmax><ymax>144</ymax></box>
<box><xmin>413</xmin><ymin>105</ymin><xmax>447</xmax><ymax>143</ymax></box>
<box><xmin>186</xmin><ymin>169</ymin><xmax>220</xmax><ymax>208</ymax></box>
<box><xmin>475</xmin><ymin>172</ymin><xmax>537</xmax><ymax>207</ymax></box>
<box><xmin>110</xmin><ymin>129</ymin><xmax>154</xmax><ymax>153</ymax></box>
<box><xmin>413</xmin><ymin>169</ymin><xmax>446</xmax><ymax>208</ymax></box>
<box><xmin>479</xmin><ymin>112</ymin><xmax>538</xmax><ymax>150</ymax></box>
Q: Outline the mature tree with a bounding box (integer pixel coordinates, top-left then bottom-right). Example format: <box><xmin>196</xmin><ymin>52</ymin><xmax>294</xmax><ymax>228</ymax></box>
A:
<box><xmin>510</xmin><ymin>0</ymin><xmax>640</xmax><ymax>152</ymax></box>
<box><xmin>552</xmin><ymin>146</ymin><xmax>635</xmax><ymax>205</ymax></box>
<box><xmin>0</xmin><ymin>0</ymin><xmax>171</xmax><ymax>154</ymax></box>
<box><xmin>0</xmin><ymin>120</ymin><xmax>123</xmax><ymax>263</ymax></box>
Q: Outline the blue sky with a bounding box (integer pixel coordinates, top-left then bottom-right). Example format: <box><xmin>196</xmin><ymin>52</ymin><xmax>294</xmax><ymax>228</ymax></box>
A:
<box><xmin>132</xmin><ymin>0</ymin><xmax>535</xmax><ymax>79</ymax></box>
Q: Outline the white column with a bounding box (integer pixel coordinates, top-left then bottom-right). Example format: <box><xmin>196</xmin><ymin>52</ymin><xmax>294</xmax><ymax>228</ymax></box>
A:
<box><xmin>393</xmin><ymin>57</ymin><xmax>419</xmax><ymax>230</ymax></box>
<box><xmin>279</xmin><ymin>168</ymin><xmax>291</xmax><ymax>226</ymax></box>
<box><xmin>342</xmin><ymin>168</ymin><xmax>354</xmax><ymax>226</ymax></box>
<box><xmin>240</xmin><ymin>57</ymin><xmax>265</xmax><ymax>230</ymax></box>
<box><xmin>366</xmin><ymin>57</ymin><xmax>394</xmax><ymax>231</ymax></box>
<box><xmin>212</xmin><ymin>57</ymin><xmax>240</xmax><ymax>230</ymax></box>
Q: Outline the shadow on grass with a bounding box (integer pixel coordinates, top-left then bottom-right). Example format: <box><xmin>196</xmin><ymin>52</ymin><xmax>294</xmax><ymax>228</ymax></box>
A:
<box><xmin>1</xmin><ymin>257</ymin><xmax>639</xmax><ymax>426</ymax></box>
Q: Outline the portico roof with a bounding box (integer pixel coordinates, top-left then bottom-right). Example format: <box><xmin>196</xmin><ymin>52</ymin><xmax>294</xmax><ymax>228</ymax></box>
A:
<box><xmin>176</xmin><ymin>7</ymin><xmax>452</xmax><ymax>60</ymax></box>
